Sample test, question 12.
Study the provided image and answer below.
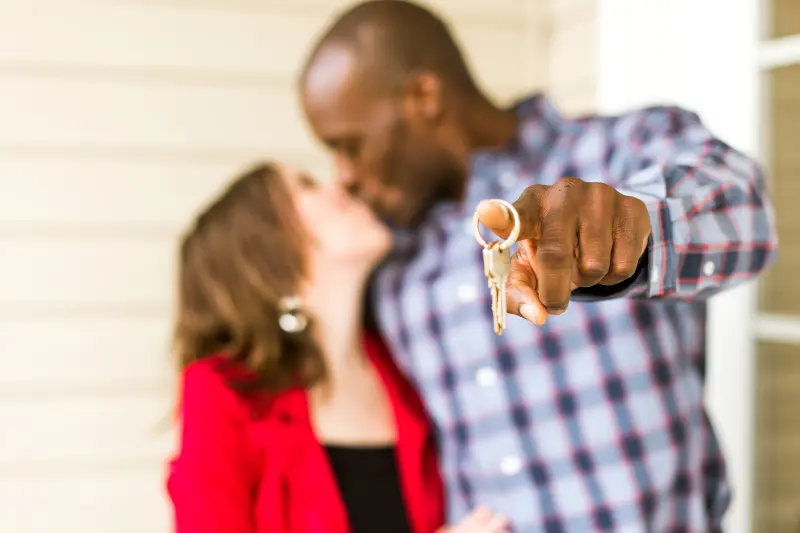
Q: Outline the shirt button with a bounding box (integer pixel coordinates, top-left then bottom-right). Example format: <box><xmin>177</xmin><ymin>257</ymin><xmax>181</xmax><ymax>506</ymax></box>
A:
<box><xmin>650</xmin><ymin>265</ymin><xmax>660</xmax><ymax>284</ymax></box>
<box><xmin>703</xmin><ymin>261</ymin><xmax>715</xmax><ymax>276</ymax></box>
<box><xmin>457</xmin><ymin>284</ymin><xmax>478</xmax><ymax>303</ymax></box>
<box><xmin>500</xmin><ymin>455</ymin><xmax>523</xmax><ymax>476</ymax></box>
<box><xmin>499</xmin><ymin>170</ymin><xmax>518</xmax><ymax>189</ymax></box>
<box><xmin>475</xmin><ymin>366</ymin><xmax>499</xmax><ymax>387</ymax></box>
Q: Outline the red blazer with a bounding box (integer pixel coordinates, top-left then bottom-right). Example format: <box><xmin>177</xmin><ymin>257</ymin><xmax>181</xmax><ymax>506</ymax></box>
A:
<box><xmin>167</xmin><ymin>334</ymin><xmax>444</xmax><ymax>533</ymax></box>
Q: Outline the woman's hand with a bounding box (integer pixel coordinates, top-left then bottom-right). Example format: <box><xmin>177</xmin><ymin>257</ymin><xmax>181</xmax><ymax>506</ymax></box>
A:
<box><xmin>436</xmin><ymin>506</ymin><xmax>509</xmax><ymax>533</ymax></box>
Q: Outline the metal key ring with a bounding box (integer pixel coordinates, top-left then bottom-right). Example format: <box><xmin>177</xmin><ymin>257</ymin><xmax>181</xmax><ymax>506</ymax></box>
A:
<box><xmin>472</xmin><ymin>199</ymin><xmax>521</xmax><ymax>251</ymax></box>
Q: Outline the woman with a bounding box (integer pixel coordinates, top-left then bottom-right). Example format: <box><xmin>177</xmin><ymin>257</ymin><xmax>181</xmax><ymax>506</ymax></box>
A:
<box><xmin>167</xmin><ymin>162</ymin><xmax>508</xmax><ymax>533</ymax></box>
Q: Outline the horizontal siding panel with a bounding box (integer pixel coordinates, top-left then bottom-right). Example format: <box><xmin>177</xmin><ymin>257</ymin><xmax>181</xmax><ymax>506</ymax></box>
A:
<box><xmin>0</xmin><ymin>75</ymin><xmax>320</xmax><ymax>155</ymax></box>
<box><xmin>0</xmin><ymin>2</ymin><xmax>317</xmax><ymax>80</ymax></box>
<box><xmin>0</xmin><ymin>156</ymin><xmax>330</xmax><ymax>228</ymax></box>
<box><xmin>0</xmin><ymin>237</ymin><xmax>172</xmax><ymax>308</ymax></box>
<box><xmin>547</xmin><ymin>0</ymin><xmax>596</xmax><ymax>22</ymax></box>
<box><xmin>0</xmin><ymin>469</ymin><xmax>169</xmax><ymax>533</ymax></box>
<box><xmin>0</xmin><ymin>158</ymin><xmax>239</xmax><ymax>228</ymax></box>
<box><xmin>0</xmin><ymin>2</ymin><xmax>529</xmax><ymax>96</ymax></box>
<box><xmin>0</xmin><ymin>393</ymin><xmax>172</xmax><ymax>468</ymax></box>
<box><xmin>104</xmin><ymin>0</ymin><xmax>531</xmax><ymax>24</ymax></box>
<box><xmin>0</xmin><ymin>75</ymin><xmax>523</xmax><ymax>157</ymax></box>
<box><xmin>0</xmin><ymin>315</ymin><xmax>172</xmax><ymax>390</ymax></box>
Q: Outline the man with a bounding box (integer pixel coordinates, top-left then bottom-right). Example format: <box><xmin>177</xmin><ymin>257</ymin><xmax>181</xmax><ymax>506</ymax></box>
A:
<box><xmin>299</xmin><ymin>1</ymin><xmax>778</xmax><ymax>531</ymax></box>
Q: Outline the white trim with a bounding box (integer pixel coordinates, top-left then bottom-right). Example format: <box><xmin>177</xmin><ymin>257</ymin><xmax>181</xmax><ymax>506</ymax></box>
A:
<box><xmin>759</xmin><ymin>35</ymin><xmax>800</xmax><ymax>70</ymax></box>
<box><xmin>754</xmin><ymin>314</ymin><xmax>800</xmax><ymax>344</ymax></box>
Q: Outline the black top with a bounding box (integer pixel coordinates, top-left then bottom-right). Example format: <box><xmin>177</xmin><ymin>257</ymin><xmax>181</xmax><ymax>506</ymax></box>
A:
<box><xmin>324</xmin><ymin>444</ymin><xmax>413</xmax><ymax>533</ymax></box>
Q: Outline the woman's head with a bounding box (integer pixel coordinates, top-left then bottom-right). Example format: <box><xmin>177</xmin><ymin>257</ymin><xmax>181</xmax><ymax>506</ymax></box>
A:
<box><xmin>173</xmin><ymin>161</ymin><xmax>390</xmax><ymax>391</ymax></box>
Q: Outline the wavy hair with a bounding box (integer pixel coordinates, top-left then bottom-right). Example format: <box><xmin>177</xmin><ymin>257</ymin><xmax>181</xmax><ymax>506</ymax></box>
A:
<box><xmin>172</xmin><ymin>162</ymin><xmax>325</xmax><ymax>393</ymax></box>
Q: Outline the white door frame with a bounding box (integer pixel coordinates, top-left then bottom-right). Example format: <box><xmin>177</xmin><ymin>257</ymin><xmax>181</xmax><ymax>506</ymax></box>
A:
<box><xmin>595</xmin><ymin>2</ymin><xmax>761</xmax><ymax>532</ymax></box>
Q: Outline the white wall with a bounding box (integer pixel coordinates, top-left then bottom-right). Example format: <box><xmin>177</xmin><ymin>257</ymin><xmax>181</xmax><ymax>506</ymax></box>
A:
<box><xmin>543</xmin><ymin>0</ymin><xmax>599</xmax><ymax>115</ymax></box>
<box><xmin>596</xmin><ymin>2</ymin><xmax>761</xmax><ymax>532</ymax></box>
<box><xmin>0</xmin><ymin>1</ymin><xmax>547</xmax><ymax>532</ymax></box>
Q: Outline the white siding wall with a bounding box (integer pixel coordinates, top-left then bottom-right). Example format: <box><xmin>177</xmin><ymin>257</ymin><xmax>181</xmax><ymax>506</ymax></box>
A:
<box><xmin>544</xmin><ymin>0</ymin><xmax>598</xmax><ymax>115</ymax></box>
<box><xmin>0</xmin><ymin>1</ymin><xmax>548</xmax><ymax>532</ymax></box>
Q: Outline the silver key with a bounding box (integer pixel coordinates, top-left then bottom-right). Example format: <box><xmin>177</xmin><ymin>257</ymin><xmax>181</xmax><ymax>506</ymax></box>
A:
<box><xmin>483</xmin><ymin>242</ymin><xmax>512</xmax><ymax>335</ymax></box>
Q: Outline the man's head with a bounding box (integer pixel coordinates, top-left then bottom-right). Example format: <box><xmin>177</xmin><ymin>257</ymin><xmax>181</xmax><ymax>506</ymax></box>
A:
<box><xmin>299</xmin><ymin>0</ymin><xmax>482</xmax><ymax>228</ymax></box>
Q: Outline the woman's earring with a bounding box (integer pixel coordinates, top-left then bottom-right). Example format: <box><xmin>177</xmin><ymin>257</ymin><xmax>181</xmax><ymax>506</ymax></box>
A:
<box><xmin>278</xmin><ymin>296</ymin><xmax>308</xmax><ymax>334</ymax></box>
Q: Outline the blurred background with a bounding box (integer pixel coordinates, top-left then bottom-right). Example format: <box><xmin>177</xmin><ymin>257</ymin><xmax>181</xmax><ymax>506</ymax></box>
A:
<box><xmin>0</xmin><ymin>0</ymin><xmax>796</xmax><ymax>532</ymax></box>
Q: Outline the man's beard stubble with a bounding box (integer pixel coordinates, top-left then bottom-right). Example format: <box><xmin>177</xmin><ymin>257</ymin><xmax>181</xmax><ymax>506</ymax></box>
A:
<box><xmin>381</xmin><ymin>123</ymin><xmax>467</xmax><ymax>230</ymax></box>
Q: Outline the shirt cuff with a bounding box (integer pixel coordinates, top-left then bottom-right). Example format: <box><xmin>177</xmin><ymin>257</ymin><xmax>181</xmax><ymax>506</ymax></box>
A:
<box><xmin>643</xmin><ymin>199</ymin><xmax>677</xmax><ymax>297</ymax></box>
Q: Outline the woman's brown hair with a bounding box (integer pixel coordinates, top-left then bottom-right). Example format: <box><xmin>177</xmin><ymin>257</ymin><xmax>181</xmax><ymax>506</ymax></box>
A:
<box><xmin>172</xmin><ymin>162</ymin><xmax>325</xmax><ymax>393</ymax></box>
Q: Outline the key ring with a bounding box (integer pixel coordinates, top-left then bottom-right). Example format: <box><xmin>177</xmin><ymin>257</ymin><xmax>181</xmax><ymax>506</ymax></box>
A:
<box><xmin>472</xmin><ymin>199</ymin><xmax>521</xmax><ymax>251</ymax></box>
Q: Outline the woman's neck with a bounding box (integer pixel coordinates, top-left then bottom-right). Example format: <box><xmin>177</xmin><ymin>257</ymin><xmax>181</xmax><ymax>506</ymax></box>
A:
<box><xmin>305</xmin><ymin>264</ymin><xmax>372</xmax><ymax>387</ymax></box>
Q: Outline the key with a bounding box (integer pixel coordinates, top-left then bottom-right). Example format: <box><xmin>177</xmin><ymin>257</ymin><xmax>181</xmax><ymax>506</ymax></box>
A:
<box><xmin>483</xmin><ymin>241</ymin><xmax>512</xmax><ymax>335</ymax></box>
<box><xmin>473</xmin><ymin>198</ymin><xmax>521</xmax><ymax>335</ymax></box>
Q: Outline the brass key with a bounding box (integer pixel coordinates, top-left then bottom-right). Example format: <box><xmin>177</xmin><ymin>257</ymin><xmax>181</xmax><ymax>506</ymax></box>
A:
<box><xmin>483</xmin><ymin>242</ymin><xmax>512</xmax><ymax>334</ymax></box>
<box><xmin>473</xmin><ymin>199</ymin><xmax>521</xmax><ymax>335</ymax></box>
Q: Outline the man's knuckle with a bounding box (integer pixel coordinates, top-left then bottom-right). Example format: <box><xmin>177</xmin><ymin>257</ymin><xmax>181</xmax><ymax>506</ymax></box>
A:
<box><xmin>578</xmin><ymin>256</ymin><xmax>610</xmax><ymax>278</ymax></box>
<box><xmin>587</xmin><ymin>181</ymin><xmax>613</xmax><ymax>194</ymax></box>
<box><xmin>537</xmin><ymin>242</ymin><xmax>572</xmax><ymax>267</ymax></box>
<box><xmin>588</xmin><ymin>183</ymin><xmax>618</xmax><ymax>205</ymax></box>
<box><xmin>619</xmin><ymin>195</ymin><xmax>649</xmax><ymax>219</ymax></box>
<box><xmin>518</xmin><ymin>184</ymin><xmax>544</xmax><ymax>203</ymax></box>
<box><xmin>540</xmin><ymin>294</ymin><xmax>568</xmax><ymax>309</ymax></box>
<box><xmin>556</xmin><ymin>176</ymin><xmax>583</xmax><ymax>187</ymax></box>
<box><xmin>610</xmin><ymin>260</ymin><xmax>638</xmax><ymax>279</ymax></box>
<box><xmin>553</xmin><ymin>177</ymin><xmax>585</xmax><ymax>198</ymax></box>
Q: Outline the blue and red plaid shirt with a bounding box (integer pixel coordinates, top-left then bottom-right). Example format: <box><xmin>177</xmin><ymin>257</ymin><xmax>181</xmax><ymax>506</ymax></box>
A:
<box><xmin>372</xmin><ymin>95</ymin><xmax>778</xmax><ymax>532</ymax></box>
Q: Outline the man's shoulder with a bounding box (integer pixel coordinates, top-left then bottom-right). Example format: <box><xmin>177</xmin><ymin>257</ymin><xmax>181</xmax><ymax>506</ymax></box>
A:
<box><xmin>568</xmin><ymin>101</ymin><xmax>702</xmax><ymax>133</ymax></box>
<box><xmin>524</xmin><ymin>91</ymin><xmax>700</xmax><ymax>129</ymax></box>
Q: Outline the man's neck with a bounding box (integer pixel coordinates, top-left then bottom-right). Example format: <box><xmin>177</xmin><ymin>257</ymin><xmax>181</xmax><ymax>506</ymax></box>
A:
<box><xmin>463</xmin><ymin>96</ymin><xmax>519</xmax><ymax>153</ymax></box>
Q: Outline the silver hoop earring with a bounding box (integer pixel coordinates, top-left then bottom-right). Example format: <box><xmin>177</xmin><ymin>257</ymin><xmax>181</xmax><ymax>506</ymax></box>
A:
<box><xmin>278</xmin><ymin>296</ymin><xmax>308</xmax><ymax>334</ymax></box>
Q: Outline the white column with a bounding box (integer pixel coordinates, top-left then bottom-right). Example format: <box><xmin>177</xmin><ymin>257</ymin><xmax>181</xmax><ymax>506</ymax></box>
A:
<box><xmin>596</xmin><ymin>2</ymin><xmax>760</xmax><ymax>532</ymax></box>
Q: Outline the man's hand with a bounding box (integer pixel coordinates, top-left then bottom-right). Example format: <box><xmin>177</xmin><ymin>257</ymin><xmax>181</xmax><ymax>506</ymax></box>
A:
<box><xmin>476</xmin><ymin>178</ymin><xmax>651</xmax><ymax>325</ymax></box>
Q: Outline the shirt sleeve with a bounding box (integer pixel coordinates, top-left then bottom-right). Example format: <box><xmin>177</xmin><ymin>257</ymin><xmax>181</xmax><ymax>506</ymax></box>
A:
<box><xmin>167</xmin><ymin>363</ymin><xmax>258</xmax><ymax>533</ymax></box>
<box><xmin>572</xmin><ymin>105</ymin><xmax>778</xmax><ymax>301</ymax></box>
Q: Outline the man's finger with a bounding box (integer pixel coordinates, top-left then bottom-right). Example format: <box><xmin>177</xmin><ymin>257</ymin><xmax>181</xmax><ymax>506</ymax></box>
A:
<box><xmin>574</xmin><ymin>200</ymin><xmax>613</xmax><ymax>287</ymax></box>
<box><xmin>506</xmin><ymin>248</ymin><xmax>547</xmax><ymax>325</ymax></box>
<box><xmin>600</xmin><ymin>196</ymin><xmax>651</xmax><ymax>285</ymax></box>
<box><xmin>598</xmin><ymin>200</ymin><xmax>649</xmax><ymax>285</ymax></box>
<box><xmin>535</xmin><ymin>208</ymin><xmax>578</xmax><ymax>312</ymax></box>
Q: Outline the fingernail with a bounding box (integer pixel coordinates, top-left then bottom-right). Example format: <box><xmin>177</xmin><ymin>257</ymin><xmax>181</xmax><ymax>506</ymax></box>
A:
<box><xmin>546</xmin><ymin>306</ymin><xmax>567</xmax><ymax>315</ymax></box>
<box><xmin>490</xmin><ymin>199</ymin><xmax>511</xmax><ymax>218</ymax></box>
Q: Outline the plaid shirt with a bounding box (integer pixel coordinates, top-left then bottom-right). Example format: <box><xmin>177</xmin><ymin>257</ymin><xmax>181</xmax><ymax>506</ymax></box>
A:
<box><xmin>372</xmin><ymin>95</ymin><xmax>777</xmax><ymax>532</ymax></box>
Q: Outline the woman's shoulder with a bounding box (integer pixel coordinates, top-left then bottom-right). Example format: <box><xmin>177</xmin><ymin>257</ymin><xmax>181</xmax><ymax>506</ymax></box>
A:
<box><xmin>178</xmin><ymin>355</ymin><xmax>293</xmax><ymax>420</ymax></box>
<box><xmin>181</xmin><ymin>355</ymin><xmax>241</xmax><ymax>396</ymax></box>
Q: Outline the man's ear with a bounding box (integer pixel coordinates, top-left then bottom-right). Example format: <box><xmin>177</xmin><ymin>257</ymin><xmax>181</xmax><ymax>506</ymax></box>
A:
<box><xmin>402</xmin><ymin>72</ymin><xmax>443</xmax><ymax>124</ymax></box>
